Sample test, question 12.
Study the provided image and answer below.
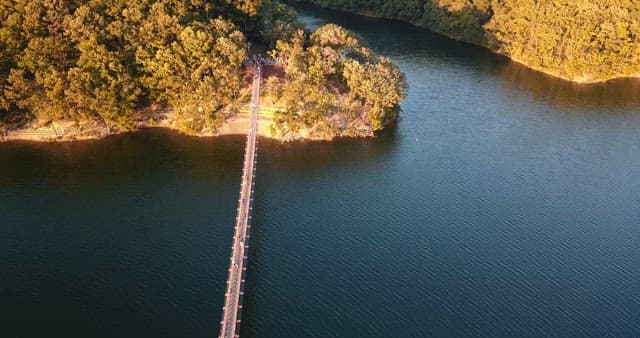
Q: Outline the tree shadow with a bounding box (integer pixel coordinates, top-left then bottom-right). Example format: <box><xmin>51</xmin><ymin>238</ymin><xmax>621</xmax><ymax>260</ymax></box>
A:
<box><xmin>497</xmin><ymin>61</ymin><xmax>640</xmax><ymax>113</ymax></box>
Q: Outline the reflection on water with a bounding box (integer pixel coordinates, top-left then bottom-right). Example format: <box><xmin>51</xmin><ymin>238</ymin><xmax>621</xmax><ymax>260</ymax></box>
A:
<box><xmin>496</xmin><ymin>61</ymin><xmax>640</xmax><ymax>112</ymax></box>
<box><xmin>256</xmin><ymin>127</ymin><xmax>398</xmax><ymax>175</ymax></box>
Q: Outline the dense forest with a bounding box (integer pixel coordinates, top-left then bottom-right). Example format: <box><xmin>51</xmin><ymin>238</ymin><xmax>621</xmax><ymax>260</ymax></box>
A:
<box><xmin>266</xmin><ymin>24</ymin><xmax>406</xmax><ymax>139</ymax></box>
<box><xmin>0</xmin><ymin>0</ymin><xmax>406</xmax><ymax>138</ymax></box>
<box><xmin>291</xmin><ymin>0</ymin><xmax>640</xmax><ymax>83</ymax></box>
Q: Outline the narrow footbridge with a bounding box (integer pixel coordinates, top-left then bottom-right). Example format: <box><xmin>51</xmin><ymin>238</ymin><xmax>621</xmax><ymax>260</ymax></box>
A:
<box><xmin>219</xmin><ymin>65</ymin><xmax>261</xmax><ymax>338</ymax></box>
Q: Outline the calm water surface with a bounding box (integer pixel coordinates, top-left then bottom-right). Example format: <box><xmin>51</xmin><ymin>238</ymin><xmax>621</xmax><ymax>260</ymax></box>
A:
<box><xmin>2</xmin><ymin>6</ymin><xmax>640</xmax><ymax>337</ymax></box>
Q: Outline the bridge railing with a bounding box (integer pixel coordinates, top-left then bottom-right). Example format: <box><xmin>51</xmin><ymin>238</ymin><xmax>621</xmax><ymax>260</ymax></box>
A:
<box><xmin>219</xmin><ymin>65</ymin><xmax>261</xmax><ymax>338</ymax></box>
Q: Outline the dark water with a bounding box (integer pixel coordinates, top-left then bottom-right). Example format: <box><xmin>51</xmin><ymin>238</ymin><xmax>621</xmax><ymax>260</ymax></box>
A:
<box><xmin>3</xmin><ymin>6</ymin><xmax>640</xmax><ymax>337</ymax></box>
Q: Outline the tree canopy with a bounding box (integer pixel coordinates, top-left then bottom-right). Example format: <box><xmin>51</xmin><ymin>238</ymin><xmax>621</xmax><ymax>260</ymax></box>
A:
<box><xmin>1</xmin><ymin>0</ymin><xmax>407</xmax><ymax>139</ymax></box>
<box><xmin>291</xmin><ymin>0</ymin><xmax>640</xmax><ymax>82</ymax></box>
<box><xmin>0</xmin><ymin>0</ymin><xmax>269</xmax><ymax>128</ymax></box>
<box><xmin>268</xmin><ymin>24</ymin><xmax>406</xmax><ymax>139</ymax></box>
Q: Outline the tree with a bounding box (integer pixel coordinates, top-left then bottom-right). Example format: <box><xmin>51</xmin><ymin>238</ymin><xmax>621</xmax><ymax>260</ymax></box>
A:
<box><xmin>270</xmin><ymin>23</ymin><xmax>407</xmax><ymax>137</ymax></box>
<box><xmin>139</xmin><ymin>19</ymin><xmax>247</xmax><ymax>132</ymax></box>
<box><xmin>66</xmin><ymin>36</ymin><xmax>141</xmax><ymax>129</ymax></box>
<box><xmin>265</xmin><ymin>76</ymin><xmax>282</xmax><ymax>104</ymax></box>
<box><xmin>295</xmin><ymin>0</ymin><xmax>640</xmax><ymax>82</ymax></box>
<box><xmin>343</xmin><ymin>57</ymin><xmax>407</xmax><ymax>130</ymax></box>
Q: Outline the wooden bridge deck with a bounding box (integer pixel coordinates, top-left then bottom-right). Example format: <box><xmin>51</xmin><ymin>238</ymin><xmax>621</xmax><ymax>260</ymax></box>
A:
<box><xmin>218</xmin><ymin>65</ymin><xmax>261</xmax><ymax>338</ymax></box>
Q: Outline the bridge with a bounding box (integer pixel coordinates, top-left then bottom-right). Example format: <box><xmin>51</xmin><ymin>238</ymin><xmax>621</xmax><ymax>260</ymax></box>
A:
<box><xmin>219</xmin><ymin>64</ymin><xmax>261</xmax><ymax>338</ymax></box>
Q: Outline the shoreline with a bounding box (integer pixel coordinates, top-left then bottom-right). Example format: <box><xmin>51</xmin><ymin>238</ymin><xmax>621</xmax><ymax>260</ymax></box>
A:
<box><xmin>0</xmin><ymin>109</ymin><xmax>376</xmax><ymax>143</ymax></box>
<box><xmin>0</xmin><ymin>63</ymin><xmax>387</xmax><ymax>144</ymax></box>
<box><xmin>296</xmin><ymin>4</ymin><xmax>640</xmax><ymax>85</ymax></box>
<box><xmin>0</xmin><ymin>124</ymin><xmax>372</xmax><ymax>143</ymax></box>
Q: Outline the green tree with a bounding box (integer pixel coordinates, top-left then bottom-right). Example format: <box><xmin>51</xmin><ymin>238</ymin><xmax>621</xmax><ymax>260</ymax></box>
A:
<box><xmin>66</xmin><ymin>36</ymin><xmax>141</xmax><ymax>130</ymax></box>
<box><xmin>271</xmin><ymin>23</ymin><xmax>407</xmax><ymax>137</ymax></box>
<box><xmin>139</xmin><ymin>19</ymin><xmax>247</xmax><ymax>132</ymax></box>
<box><xmin>293</xmin><ymin>0</ymin><xmax>640</xmax><ymax>82</ymax></box>
<box><xmin>343</xmin><ymin>57</ymin><xmax>407</xmax><ymax>130</ymax></box>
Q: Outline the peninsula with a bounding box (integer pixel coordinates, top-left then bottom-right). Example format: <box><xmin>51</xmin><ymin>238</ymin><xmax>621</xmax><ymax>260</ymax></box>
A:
<box><xmin>0</xmin><ymin>0</ymin><xmax>406</xmax><ymax>142</ymax></box>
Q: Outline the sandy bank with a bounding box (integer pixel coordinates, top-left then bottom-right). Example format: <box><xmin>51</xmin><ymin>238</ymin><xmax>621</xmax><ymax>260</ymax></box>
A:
<box><xmin>0</xmin><ymin>108</ymin><xmax>338</xmax><ymax>143</ymax></box>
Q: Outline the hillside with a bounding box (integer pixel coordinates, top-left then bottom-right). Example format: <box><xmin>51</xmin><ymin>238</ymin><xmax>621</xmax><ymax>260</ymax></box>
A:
<box><xmin>291</xmin><ymin>0</ymin><xmax>640</xmax><ymax>83</ymax></box>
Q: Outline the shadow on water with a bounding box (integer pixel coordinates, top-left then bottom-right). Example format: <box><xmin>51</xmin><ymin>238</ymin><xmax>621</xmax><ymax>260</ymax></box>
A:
<box><xmin>294</xmin><ymin>4</ymin><xmax>640</xmax><ymax>113</ymax></box>
<box><xmin>0</xmin><ymin>129</ymin><xmax>246</xmax><ymax>189</ymax></box>
<box><xmin>0</xmin><ymin>125</ymin><xmax>398</xmax><ymax>181</ymax></box>
<box><xmin>497</xmin><ymin>63</ymin><xmax>640</xmax><ymax>112</ymax></box>
<box><xmin>257</xmin><ymin>125</ymin><xmax>399</xmax><ymax>176</ymax></box>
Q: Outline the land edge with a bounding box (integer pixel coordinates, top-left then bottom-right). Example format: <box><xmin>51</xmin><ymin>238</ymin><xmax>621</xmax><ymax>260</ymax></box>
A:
<box><xmin>299</xmin><ymin>4</ymin><xmax>640</xmax><ymax>84</ymax></box>
<box><xmin>1</xmin><ymin>58</ymin><xmax>390</xmax><ymax>143</ymax></box>
<box><xmin>0</xmin><ymin>108</ymin><xmax>381</xmax><ymax>143</ymax></box>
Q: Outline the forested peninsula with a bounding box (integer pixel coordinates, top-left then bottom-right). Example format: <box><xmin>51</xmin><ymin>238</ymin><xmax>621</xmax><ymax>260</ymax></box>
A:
<box><xmin>0</xmin><ymin>0</ymin><xmax>406</xmax><ymax>141</ymax></box>
<box><xmin>291</xmin><ymin>0</ymin><xmax>640</xmax><ymax>83</ymax></box>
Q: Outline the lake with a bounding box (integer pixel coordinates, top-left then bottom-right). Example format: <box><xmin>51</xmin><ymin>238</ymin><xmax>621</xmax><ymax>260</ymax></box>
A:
<box><xmin>2</xmin><ymin>5</ymin><xmax>640</xmax><ymax>337</ymax></box>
